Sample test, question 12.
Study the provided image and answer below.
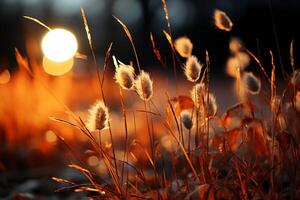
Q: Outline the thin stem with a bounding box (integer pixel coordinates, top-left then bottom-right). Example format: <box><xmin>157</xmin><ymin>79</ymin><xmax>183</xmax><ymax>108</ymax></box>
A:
<box><xmin>246</xmin><ymin>49</ymin><xmax>271</xmax><ymax>84</ymax></box>
<box><xmin>119</xmin><ymin>87</ymin><xmax>129</xmax><ymax>197</ymax></box>
<box><xmin>205</xmin><ymin>51</ymin><xmax>211</xmax><ymax>182</ymax></box>
<box><xmin>188</xmin><ymin>130</ymin><xmax>191</xmax><ymax>156</ymax></box>
<box><xmin>270</xmin><ymin>50</ymin><xmax>276</xmax><ymax>196</ymax></box>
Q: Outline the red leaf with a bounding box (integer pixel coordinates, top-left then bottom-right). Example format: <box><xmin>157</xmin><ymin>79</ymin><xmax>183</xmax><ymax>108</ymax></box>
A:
<box><xmin>226</xmin><ymin>128</ymin><xmax>242</xmax><ymax>152</ymax></box>
<box><xmin>172</xmin><ymin>95</ymin><xmax>194</xmax><ymax>115</ymax></box>
<box><xmin>246</xmin><ymin>122</ymin><xmax>270</xmax><ymax>156</ymax></box>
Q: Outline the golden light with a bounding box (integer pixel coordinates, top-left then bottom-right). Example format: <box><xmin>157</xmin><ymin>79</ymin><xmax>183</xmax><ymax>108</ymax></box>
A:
<box><xmin>43</xmin><ymin>56</ymin><xmax>74</xmax><ymax>76</ymax></box>
<box><xmin>0</xmin><ymin>70</ymin><xmax>11</xmax><ymax>84</ymax></box>
<box><xmin>41</xmin><ymin>28</ymin><xmax>78</xmax><ymax>62</ymax></box>
<box><xmin>87</xmin><ymin>156</ymin><xmax>99</xmax><ymax>167</ymax></box>
<box><xmin>45</xmin><ymin>130</ymin><xmax>57</xmax><ymax>143</ymax></box>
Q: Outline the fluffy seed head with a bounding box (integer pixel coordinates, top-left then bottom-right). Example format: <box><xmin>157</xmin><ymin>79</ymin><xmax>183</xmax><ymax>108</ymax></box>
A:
<box><xmin>229</xmin><ymin>37</ymin><xmax>243</xmax><ymax>54</ymax></box>
<box><xmin>184</xmin><ymin>56</ymin><xmax>202</xmax><ymax>82</ymax></box>
<box><xmin>135</xmin><ymin>70</ymin><xmax>153</xmax><ymax>101</ymax></box>
<box><xmin>86</xmin><ymin>100</ymin><xmax>109</xmax><ymax>132</ymax></box>
<box><xmin>242</xmin><ymin>72</ymin><xmax>261</xmax><ymax>95</ymax></box>
<box><xmin>174</xmin><ymin>37</ymin><xmax>193</xmax><ymax>58</ymax></box>
<box><xmin>204</xmin><ymin>93</ymin><xmax>218</xmax><ymax>117</ymax></box>
<box><xmin>226</xmin><ymin>57</ymin><xmax>241</xmax><ymax>78</ymax></box>
<box><xmin>180</xmin><ymin>110</ymin><xmax>193</xmax><ymax>130</ymax></box>
<box><xmin>226</xmin><ymin>53</ymin><xmax>250</xmax><ymax>78</ymax></box>
<box><xmin>214</xmin><ymin>9</ymin><xmax>233</xmax><ymax>32</ymax></box>
<box><xmin>236</xmin><ymin>52</ymin><xmax>250</xmax><ymax>68</ymax></box>
<box><xmin>113</xmin><ymin>56</ymin><xmax>135</xmax><ymax>90</ymax></box>
<box><xmin>191</xmin><ymin>83</ymin><xmax>206</xmax><ymax>107</ymax></box>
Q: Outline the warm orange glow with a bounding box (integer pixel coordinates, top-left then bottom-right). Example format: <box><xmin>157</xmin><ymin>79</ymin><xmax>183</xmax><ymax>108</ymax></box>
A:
<box><xmin>42</xmin><ymin>28</ymin><xmax>78</xmax><ymax>62</ymax></box>
<box><xmin>0</xmin><ymin>70</ymin><xmax>10</xmax><ymax>84</ymax></box>
<box><xmin>87</xmin><ymin>156</ymin><xmax>99</xmax><ymax>167</ymax></box>
<box><xmin>43</xmin><ymin>56</ymin><xmax>74</xmax><ymax>76</ymax></box>
<box><xmin>45</xmin><ymin>130</ymin><xmax>57</xmax><ymax>143</ymax></box>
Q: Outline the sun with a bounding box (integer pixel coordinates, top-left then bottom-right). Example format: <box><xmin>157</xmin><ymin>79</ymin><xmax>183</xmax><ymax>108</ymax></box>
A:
<box><xmin>43</xmin><ymin>56</ymin><xmax>74</xmax><ymax>76</ymax></box>
<box><xmin>41</xmin><ymin>28</ymin><xmax>78</xmax><ymax>62</ymax></box>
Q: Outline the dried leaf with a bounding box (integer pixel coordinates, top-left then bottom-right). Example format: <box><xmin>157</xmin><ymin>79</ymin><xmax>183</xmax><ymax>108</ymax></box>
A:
<box><xmin>226</xmin><ymin>128</ymin><xmax>242</xmax><ymax>152</ymax></box>
<box><xmin>246</xmin><ymin>123</ymin><xmax>270</xmax><ymax>156</ymax></box>
<box><xmin>172</xmin><ymin>95</ymin><xmax>194</xmax><ymax>115</ymax></box>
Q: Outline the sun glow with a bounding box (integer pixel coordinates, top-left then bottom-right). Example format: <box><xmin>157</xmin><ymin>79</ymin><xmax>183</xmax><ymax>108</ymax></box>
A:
<box><xmin>43</xmin><ymin>56</ymin><xmax>74</xmax><ymax>76</ymax></box>
<box><xmin>0</xmin><ymin>70</ymin><xmax>10</xmax><ymax>84</ymax></box>
<box><xmin>41</xmin><ymin>28</ymin><xmax>78</xmax><ymax>62</ymax></box>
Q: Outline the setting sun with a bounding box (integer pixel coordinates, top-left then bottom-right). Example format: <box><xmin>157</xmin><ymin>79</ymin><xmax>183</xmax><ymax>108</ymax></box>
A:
<box><xmin>43</xmin><ymin>56</ymin><xmax>74</xmax><ymax>76</ymax></box>
<box><xmin>41</xmin><ymin>28</ymin><xmax>78</xmax><ymax>62</ymax></box>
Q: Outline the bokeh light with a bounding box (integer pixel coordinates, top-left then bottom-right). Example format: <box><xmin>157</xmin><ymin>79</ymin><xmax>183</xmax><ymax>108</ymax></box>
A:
<box><xmin>87</xmin><ymin>155</ymin><xmax>99</xmax><ymax>167</ymax></box>
<box><xmin>41</xmin><ymin>28</ymin><xmax>78</xmax><ymax>62</ymax></box>
<box><xmin>0</xmin><ymin>70</ymin><xmax>11</xmax><ymax>84</ymax></box>
<box><xmin>152</xmin><ymin>0</ymin><xmax>196</xmax><ymax>31</ymax></box>
<box><xmin>113</xmin><ymin>0</ymin><xmax>142</xmax><ymax>25</ymax></box>
<box><xmin>45</xmin><ymin>130</ymin><xmax>57</xmax><ymax>143</ymax></box>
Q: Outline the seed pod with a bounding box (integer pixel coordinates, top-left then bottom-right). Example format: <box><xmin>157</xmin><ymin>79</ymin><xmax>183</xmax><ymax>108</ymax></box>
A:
<box><xmin>226</xmin><ymin>57</ymin><xmax>241</xmax><ymax>78</ymax></box>
<box><xmin>229</xmin><ymin>37</ymin><xmax>243</xmax><ymax>54</ymax></box>
<box><xmin>242</xmin><ymin>72</ymin><xmax>261</xmax><ymax>95</ymax></box>
<box><xmin>174</xmin><ymin>37</ymin><xmax>193</xmax><ymax>58</ymax></box>
<box><xmin>190</xmin><ymin>83</ymin><xmax>206</xmax><ymax>107</ymax></box>
<box><xmin>135</xmin><ymin>70</ymin><xmax>153</xmax><ymax>101</ymax></box>
<box><xmin>236</xmin><ymin>52</ymin><xmax>250</xmax><ymax>69</ymax></box>
<box><xmin>204</xmin><ymin>93</ymin><xmax>218</xmax><ymax>117</ymax></box>
<box><xmin>180</xmin><ymin>110</ymin><xmax>193</xmax><ymax>130</ymax></box>
<box><xmin>113</xmin><ymin>56</ymin><xmax>135</xmax><ymax>90</ymax></box>
<box><xmin>86</xmin><ymin>100</ymin><xmax>109</xmax><ymax>132</ymax></box>
<box><xmin>214</xmin><ymin>9</ymin><xmax>233</xmax><ymax>32</ymax></box>
<box><xmin>226</xmin><ymin>53</ymin><xmax>250</xmax><ymax>78</ymax></box>
<box><xmin>184</xmin><ymin>56</ymin><xmax>202</xmax><ymax>82</ymax></box>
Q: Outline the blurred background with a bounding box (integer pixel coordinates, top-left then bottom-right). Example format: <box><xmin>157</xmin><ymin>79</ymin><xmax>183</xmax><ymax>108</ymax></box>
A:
<box><xmin>0</xmin><ymin>0</ymin><xmax>299</xmax><ymax>198</ymax></box>
<box><xmin>0</xmin><ymin>0</ymin><xmax>299</xmax><ymax>74</ymax></box>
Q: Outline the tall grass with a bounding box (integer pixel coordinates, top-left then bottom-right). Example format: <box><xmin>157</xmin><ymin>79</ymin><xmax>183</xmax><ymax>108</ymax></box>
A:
<box><xmin>19</xmin><ymin>3</ymin><xmax>300</xmax><ymax>200</ymax></box>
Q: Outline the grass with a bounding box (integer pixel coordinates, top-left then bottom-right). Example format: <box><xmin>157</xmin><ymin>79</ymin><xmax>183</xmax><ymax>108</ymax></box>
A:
<box><xmin>5</xmin><ymin>2</ymin><xmax>300</xmax><ymax>200</ymax></box>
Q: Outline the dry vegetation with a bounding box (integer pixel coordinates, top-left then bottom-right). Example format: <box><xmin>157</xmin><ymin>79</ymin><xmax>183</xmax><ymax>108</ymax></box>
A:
<box><xmin>1</xmin><ymin>1</ymin><xmax>300</xmax><ymax>200</ymax></box>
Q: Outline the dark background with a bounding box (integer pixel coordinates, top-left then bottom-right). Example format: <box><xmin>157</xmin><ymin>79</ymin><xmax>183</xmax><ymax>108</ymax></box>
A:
<box><xmin>0</xmin><ymin>0</ymin><xmax>299</xmax><ymax>77</ymax></box>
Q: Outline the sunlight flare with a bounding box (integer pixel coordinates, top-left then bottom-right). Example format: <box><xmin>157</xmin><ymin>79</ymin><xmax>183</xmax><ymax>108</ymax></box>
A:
<box><xmin>41</xmin><ymin>28</ymin><xmax>78</xmax><ymax>62</ymax></box>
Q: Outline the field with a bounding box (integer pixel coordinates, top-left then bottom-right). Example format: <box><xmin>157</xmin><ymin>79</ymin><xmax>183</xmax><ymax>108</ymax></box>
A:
<box><xmin>0</xmin><ymin>1</ymin><xmax>300</xmax><ymax>199</ymax></box>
